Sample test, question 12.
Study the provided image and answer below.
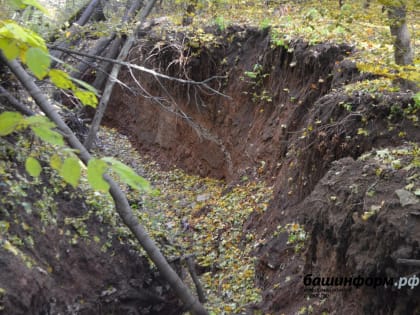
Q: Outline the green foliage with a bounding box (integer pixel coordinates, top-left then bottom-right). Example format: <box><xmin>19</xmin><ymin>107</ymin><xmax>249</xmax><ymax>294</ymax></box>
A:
<box><xmin>25</xmin><ymin>156</ymin><xmax>41</xmax><ymax>177</ymax></box>
<box><xmin>0</xmin><ymin>111</ymin><xmax>151</xmax><ymax>194</ymax></box>
<box><xmin>0</xmin><ymin>111</ymin><xmax>22</xmax><ymax>135</ymax></box>
<box><xmin>273</xmin><ymin>223</ymin><xmax>308</xmax><ymax>252</ymax></box>
<box><xmin>74</xmin><ymin>89</ymin><xmax>98</xmax><ymax>107</ymax></box>
<box><xmin>0</xmin><ymin>4</ymin><xmax>141</xmax><ymax>196</ymax></box>
<box><xmin>87</xmin><ymin>158</ymin><xmax>110</xmax><ymax>192</ymax></box>
<box><xmin>213</xmin><ymin>16</ymin><xmax>227</xmax><ymax>31</ymax></box>
<box><xmin>260</xmin><ymin>17</ymin><xmax>271</xmax><ymax>31</ymax></box>
<box><xmin>0</xmin><ymin>20</ymin><xmax>47</xmax><ymax>51</ymax></box>
<box><xmin>25</xmin><ymin>46</ymin><xmax>50</xmax><ymax>79</ymax></box>
<box><xmin>162</xmin><ymin>0</ymin><xmax>419</xmax><ymax>90</ymax></box>
<box><xmin>49</xmin><ymin>69</ymin><xmax>74</xmax><ymax>89</ymax></box>
<box><xmin>0</xmin><ymin>1</ymin><xmax>98</xmax><ymax>108</ymax></box>
<box><xmin>49</xmin><ymin>153</ymin><xmax>62</xmax><ymax>170</ymax></box>
<box><xmin>59</xmin><ymin>156</ymin><xmax>81</xmax><ymax>188</ymax></box>
<box><xmin>242</xmin><ymin>63</ymin><xmax>272</xmax><ymax>103</ymax></box>
<box><xmin>103</xmin><ymin>157</ymin><xmax>151</xmax><ymax>192</ymax></box>
<box><xmin>7</xmin><ymin>0</ymin><xmax>48</xmax><ymax>14</ymax></box>
<box><xmin>357</xmin><ymin>62</ymin><xmax>419</xmax><ymax>87</ymax></box>
<box><xmin>244</xmin><ymin>63</ymin><xmax>265</xmax><ymax>81</ymax></box>
<box><xmin>413</xmin><ymin>92</ymin><xmax>420</xmax><ymax>108</ymax></box>
<box><xmin>26</xmin><ymin>115</ymin><xmax>65</xmax><ymax>146</ymax></box>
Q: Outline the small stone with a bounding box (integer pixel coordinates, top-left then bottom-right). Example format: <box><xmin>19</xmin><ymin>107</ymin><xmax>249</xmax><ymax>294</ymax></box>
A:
<box><xmin>395</xmin><ymin>189</ymin><xmax>419</xmax><ymax>207</ymax></box>
<box><xmin>196</xmin><ymin>193</ymin><xmax>210</xmax><ymax>202</ymax></box>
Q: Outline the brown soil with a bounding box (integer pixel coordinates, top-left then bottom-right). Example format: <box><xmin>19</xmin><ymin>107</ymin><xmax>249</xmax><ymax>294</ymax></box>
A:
<box><xmin>103</xmin><ymin>25</ymin><xmax>420</xmax><ymax>314</ymax></box>
<box><xmin>0</xmin><ymin>138</ymin><xmax>181</xmax><ymax>315</ymax></box>
<box><xmin>105</xmin><ymin>26</ymin><xmax>353</xmax><ymax>180</ymax></box>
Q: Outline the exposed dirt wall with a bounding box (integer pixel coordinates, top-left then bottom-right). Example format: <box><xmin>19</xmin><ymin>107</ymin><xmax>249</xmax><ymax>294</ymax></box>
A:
<box><xmin>105</xmin><ymin>27</ymin><xmax>352</xmax><ymax>181</ymax></box>
<box><xmin>0</xmin><ymin>138</ymin><xmax>180</xmax><ymax>315</ymax></box>
<box><xmin>102</xmin><ymin>25</ymin><xmax>420</xmax><ymax>314</ymax></box>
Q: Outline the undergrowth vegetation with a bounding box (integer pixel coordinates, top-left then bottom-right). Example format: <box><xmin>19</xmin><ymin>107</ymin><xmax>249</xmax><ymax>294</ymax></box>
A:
<box><xmin>157</xmin><ymin>0</ymin><xmax>418</xmax><ymax>89</ymax></box>
<box><xmin>95</xmin><ymin>128</ymin><xmax>274</xmax><ymax>314</ymax></box>
<box><xmin>0</xmin><ymin>125</ymin><xmax>275</xmax><ymax>313</ymax></box>
<box><xmin>1</xmin><ymin>0</ymin><xmax>419</xmax><ymax>313</ymax></box>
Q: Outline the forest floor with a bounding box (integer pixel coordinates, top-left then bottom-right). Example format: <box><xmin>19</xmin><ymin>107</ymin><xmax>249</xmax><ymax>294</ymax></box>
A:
<box><xmin>1</xmin><ymin>1</ymin><xmax>420</xmax><ymax>314</ymax></box>
<box><xmin>94</xmin><ymin>127</ymin><xmax>274</xmax><ymax>314</ymax></box>
<box><xmin>102</xmin><ymin>15</ymin><xmax>420</xmax><ymax>315</ymax></box>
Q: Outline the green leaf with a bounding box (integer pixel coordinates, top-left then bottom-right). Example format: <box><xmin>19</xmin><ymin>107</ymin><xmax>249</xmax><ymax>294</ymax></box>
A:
<box><xmin>103</xmin><ymin>157</ymin><xmax>151</xmax><ymax>192</ymax></box>
<box><xmin>25</xmin><ymin>47</ymin><xmax>50</xmax><ymax>79</ymax></box>
<box><xmin>74</xmin><ymin>90</ymin><xmax>98</xmax><ymax>108</ymax></box>
<box><xmin>0</xmin><ymin>39</ymin><xmax>20</xmax><ymax>60</ymax></box>
<box><xmin>6</xmin><ymin>0</ymin><xmax>26</xmax><ymax>9</ymax></box>
<box><xmin>71</xmin><ymin>77</ymin><xmax>98</xmax><ymax>93</ymax></box>
<box><xmin>25</xmin><ymin>115</ymin><xmax>55</xmax><ymax>128</ymax></box>
<box><xmin>22</xmin><ymin>0</ymin><xmax>49</xmax><ymax>14</ymax></box>
<box><xmin>357</xmin><ymin>128</ymin><xmax>369</xmax><ymax>136</ymax></box>
<box><xmin>25</xmin><ymin>115</ymin><xmax>64</xmax><ymax>146</ymax></box>
<box><xmin>22</xmin><ymin>28</ymin><xmax>47</xmax><ymax>50</ymax></box>
<box><xmin>414</xmin><ymin>92</ymin><xmax>420</xmax><ymax>108</ymax></box>
<box><xmin>244</xmin><ymin>71</ymin><xmax>257</xmax><ymax>79</ymax></box>
<box><xmin>0</xmin><ymin>21</ymin><xmax>46</xmax><ymax>50</ymax></box>
<box><xmin>0</xmin><ymin>21</ymin><xmax>28</xmax><ymax>42</ymax></box>
<box><xmin>50</xmin><ymin>154</ymin><xmax>62</xmax><ymax>170</ymax></box>
<box><xmin>0</xmin><ymin>111</ymin><xmax>23</xmax><ymax>135</ymax></box>
<box><xmin>49</xmin><ymin>69</ymin><xmax>75</xmax><ymax>89</ymax></box>
<box><xmin>30</xmin><ymin>125</ymin><xmax>64</xmax><ymax>146</ymax></box>
<box><xmin>59</xmin><ymin>156</ymin><xmax>81</xmax><ymax>188</ymax></box>
<box><xmin>87</xmin><ymin>158</ymin><xmax>110</xmax><ymax>192</ymax></box>
<box><xmin>25</xmin><ymin>156</ymin><xmax>42</xmax><ymax>177</ymax></box>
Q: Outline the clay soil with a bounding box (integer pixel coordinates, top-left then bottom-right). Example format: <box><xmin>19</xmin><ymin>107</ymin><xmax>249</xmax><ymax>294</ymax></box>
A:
<box><xmin>104</xmin><ymin>25</ymin><xmax>420</xmax><ymax>314</ymax></box>
<box><xmin>1</xmin><ymin>24</ymin><xmax>419</xmax><ymax>315</ymax></box>
<box><xmin>0</xmin><ymin>137</ymin><xmax>182</xmax><ymax>315</ymax></box>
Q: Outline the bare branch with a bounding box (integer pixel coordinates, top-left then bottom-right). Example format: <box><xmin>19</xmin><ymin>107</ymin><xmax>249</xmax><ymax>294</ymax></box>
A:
<box><xmin>186</xmin><ymin>255</ymin><xmax>207</xmax><ymax>304</ymax></box>
<box><xmin>0</xmin><ymin>85</ymin><xmax>35</xmax><ymax>116</ymax></box>
<box><xmin>47</xmin><ymin>44</ymin><xmax>231</xmax><ymax>98</ymax></box>
<box><xmin>1</xmin><ymin>54</ymin><xmax>209</xmax><ymax>315</ymax></box>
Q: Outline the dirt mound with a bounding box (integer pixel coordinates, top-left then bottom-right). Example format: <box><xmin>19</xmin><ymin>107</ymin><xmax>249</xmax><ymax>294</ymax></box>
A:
<box><xmin>0</xmin><ymin>137</ymin><xmax>180</xmax><ymax>315</ymax></box>
<box><xmin>249</xmin><ymin>89</ymin><xmax>420</xmax><ymax>314</ymax></box>
<box><xmin>301</xmin><ymin>152</ymin><xmax>420</xmax><ymax>314</ymax></box>
<box><xmin>256</xmin><ymin>149</ymin><xmax>420</xmax><ymax>314</ymax></box>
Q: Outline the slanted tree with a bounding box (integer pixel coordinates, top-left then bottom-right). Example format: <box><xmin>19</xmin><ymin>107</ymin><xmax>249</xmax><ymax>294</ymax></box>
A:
<box><xmin>83</xmin><ymin>0</ymin><xmax>158</xmax><ymax>150</ymax></box>
<box><xmin>0</xmin><ymin>1</ymin><xmax>209</xmax><ymax>314</ymax></box>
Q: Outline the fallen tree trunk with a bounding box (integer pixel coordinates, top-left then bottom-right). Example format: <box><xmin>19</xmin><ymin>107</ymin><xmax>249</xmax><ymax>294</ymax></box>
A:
<box><xmin>70</xmin><ymin>34</ymin><xmax>116</xmax><ymax>79</ymax></box>
<box><xmin>92</xmin><ymin>0</ymin><xmax>144</xmax><ymax>91</ymax></box>
<box><xmin>50</xmin><ymin>0</ymin><xmax>105</xmax><ymax>66</ymax></box>
<box><xmin>84</xmin><ymin>0</ymin><xmax>157</xmax><ymax>150</ymax></box>
<box><xmin>91</xmin><ymin>35</ymin><xmax>124</xmax><ymax>90</ymax></box>
<box><xmin>2</xmin><ymin>54</ymin><xmax>209</xmax><ymax>315</ymax></box>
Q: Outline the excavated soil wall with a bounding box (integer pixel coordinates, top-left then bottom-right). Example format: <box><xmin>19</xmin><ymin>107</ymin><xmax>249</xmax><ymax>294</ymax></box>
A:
<box><xmin>105</xmin><ymin>27</ymin><xmax>353</xmax><ymax>181</ymax></box>
<box><xmin>104</xmin><ymin>26</ymin><xmax>420</xmax><ymax>314</ymax></box>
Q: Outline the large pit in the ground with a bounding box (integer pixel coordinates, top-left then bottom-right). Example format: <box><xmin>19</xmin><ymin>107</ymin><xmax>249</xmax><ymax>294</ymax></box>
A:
<box><xmin>100</xmin><ymin>25</ymin><xmax>420</xmax><ymax>314</ymax></box>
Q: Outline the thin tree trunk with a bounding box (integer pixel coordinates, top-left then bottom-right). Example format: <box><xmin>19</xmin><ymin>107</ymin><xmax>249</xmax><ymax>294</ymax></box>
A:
<box><xmin>186</xmin><ymin>256</ymin><xmax>206</xmax><ymax>303</ymax></box>
<box><xmin>0</xmin><ymin>85</ymin><xmax>35</xmax><ymax>116</ymax></box>
<box><xmin>2</xmin><ymin>55</ymin><xmax>209</xmax><ymax>315</ymax></box>
<box><xmin>75</xmin><ymin>0</ymin><xmax>103</xmax><ymax>26</ymax></box>
<box><xmin>92</xmin><ymin>36</ymin><xmax>123</xmax><ymax>90</ymax></box>
<box><xmin>84</xmin><ymin>0</ymin><xmax>157</xmax><ymax>150</ymax></box>
<box><xmin>71</xmin><ymin>34</ymin><xmax>116</xmax><ymax>79</ymax></box>
<box><xmin>387</xmin><ymin>5</ymin><xmax>413</xmax><ymax>66</ymax></box>
<box><xmin>51</xmin><ymin>0</ymin><xmax>104</xmax><ymax>66</ymax></box>
<box><xmin>386</xmin><ymin>4</ymin><xmax>416</xmax><ymax>91</ymax></box>
<box><xmin>92</xmin><ymin>0</ymin><xmax>144</xmax><ymax>90</ymax></box>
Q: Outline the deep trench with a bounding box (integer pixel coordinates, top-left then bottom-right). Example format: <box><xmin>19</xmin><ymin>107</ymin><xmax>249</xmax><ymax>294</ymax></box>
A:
<box><xmin>101</xmin><ymin>26</ymin><xmax>420</xmax><ymax>315</ymax></box>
